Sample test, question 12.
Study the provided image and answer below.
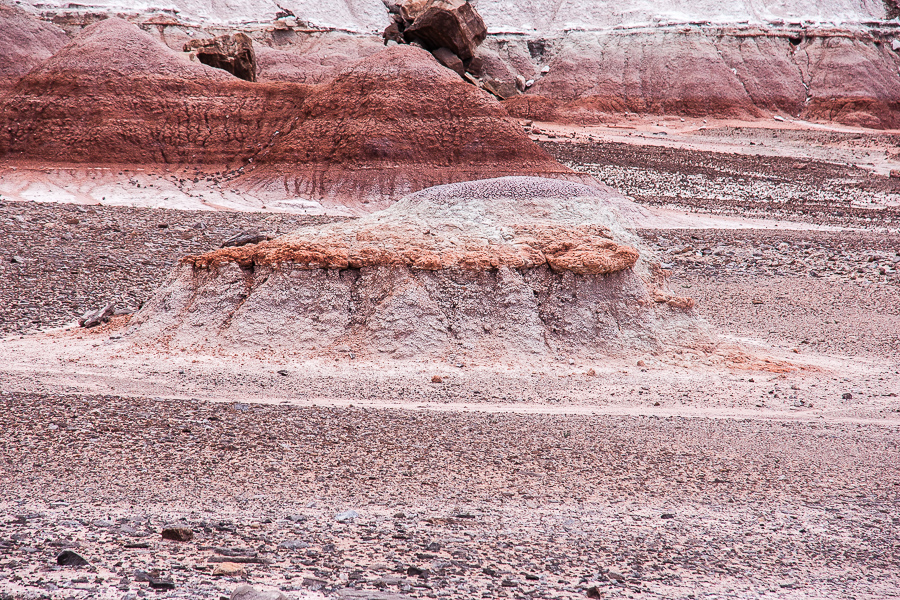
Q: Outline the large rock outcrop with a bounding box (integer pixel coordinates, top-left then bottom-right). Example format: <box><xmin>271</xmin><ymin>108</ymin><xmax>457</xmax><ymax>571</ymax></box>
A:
<box><xmin>402</xmin><ymin>0</ymin><xmax>487</xmax><ymax>60</ymax></box>
<box><xmin>126</xmin><ymin>177</ymin><xmax>703</xmax><ymax>361</ymax></box>
<box><xmin>238</xmin><ymin>45</ymin><xmax>590</xmax><ymax>210</ymax></box>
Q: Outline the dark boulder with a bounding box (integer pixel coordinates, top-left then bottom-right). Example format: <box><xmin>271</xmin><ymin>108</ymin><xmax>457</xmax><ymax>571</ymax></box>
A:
<box><xmin>183</xmin><ymin>33</ymin><xmax>257</xmax><ymax>82</ymax></box>
<box><xmin>431</xmin><ymin>47</ymin><xmax>464</xmax><ymax>76</ymax></box>
<box><xmin>403</xmin><ymin>0</ymin><xmax>487</xmax><ymax>61</ymax></box>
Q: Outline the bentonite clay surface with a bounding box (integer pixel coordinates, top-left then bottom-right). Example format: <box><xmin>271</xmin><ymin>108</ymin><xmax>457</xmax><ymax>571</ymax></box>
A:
<box><xmin>126</xmin><ymin>177</ymin><xmax>701</xmax><ymax>360</ymax></box>
<box><xmin>0</xmin><ymin>18</ymin><xmax>310</xmax><ymax>166</ymax></box>
<box><xmin>0</xmin><ymin>3</ymin><xmax>68</xmax><ymax>91</ymax></box>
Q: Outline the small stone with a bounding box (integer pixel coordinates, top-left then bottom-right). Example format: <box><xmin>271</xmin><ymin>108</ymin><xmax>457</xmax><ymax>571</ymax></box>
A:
<box><xmin>607</xmin><ymin>571</ymin><xmax>625</xmax><ymax>582</ymax></box>
<box><xmin>431</xmin><ymin>375</ymin><xmax>442</xmax><ymax>383</ymax></box>
<box><xmin>661</xmin><ymin>513</ymin><xmax>676</xmax><ymax>519</ymax></box>
<box><xmin>407</xmin><ymin>565</ymin><xmax>428</xmax><ymax>577</ymax></box>
<box><xmin>79</xmin><ymin>303</ymin><xmax>116</xmax><ymax>328</ymax></box>
<box><xmin>230</xmin><ymin>584</ymin><xmax>289</xmax><ymax>600</ymax></box>
<box><xmin>10</xmin><ymin>255</ymin><xmax>25</xmax><ymax>264</ymax></box>
<box><xmin>842</xmin><ymin>392</ymin><xmax>852</xmax><ymax>400</ymax></box>
<box><xmin>56</xmin><ymin>550</ymin><xmax>88</xmax><ymax>566</ymax></box>
<box><xmin>636</xmin><ymin>360</ymin><xmax>646</xmax><ymax>367</ymax></box>
<box><xmin>161</xmin><ymin>527</ymin><xmax>193</xmax><ymax>542</ymax></box>
<box><xmin>586</xmin><ymin>586</ymin><xmax>602</xmax><ymax>598</ymax></box>
<box><xmin>431</xmin><ymin>47</ymin><xmax>465</xmax><ymax>76</ymax></box>
<box><xmin>335</xmin><ymin>510</ymin><xmax>358</xmax><ymax>523</ymax></box>
<box><xmin>585</xmin><ymin>368</ymin><xmax>596</xmax><ymax>376</ymax></box>
<box><xmin>277</xmin><ymin>369</ymin><xmax>289</xmax><ymax>376</ymax></box>
<box><xmin>147</xmin><ymin>577</ymin><xmax>175</xmax><ymax>589</ymax></box>
<box><xmin>221</xmin><ymin>231</ymin><xmax>271</xmax><ymax>248</ymax></box>
<box><xmin>213</xmin><ymin>562</ymin><xmax>246</xmax><ymax>577</ymax></box>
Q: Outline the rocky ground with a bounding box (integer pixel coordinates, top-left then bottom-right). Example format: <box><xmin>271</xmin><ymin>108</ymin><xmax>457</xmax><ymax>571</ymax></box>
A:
<box><xmin>1</xmin><ymin>392</ymin><xmax>899</xmax><ymax>600</ymax></box>
<box><xmin>2</xmin><ymin>198</ymin><xmax>899</xmax><ymax>358</ymax></box>
<box><xmin>1</xmin><ymin>131</ymin><xmax>899</xmax><ymax>600</ymax></box>
<box><xmin>541</xmin><ymin>128</ymin><xmax>900</xmax><ymax>229</ymax></box>
<box><xmin>0</xmin><ymin>201</ymin><xmax>339</xmax><ymax>336</ymax></box>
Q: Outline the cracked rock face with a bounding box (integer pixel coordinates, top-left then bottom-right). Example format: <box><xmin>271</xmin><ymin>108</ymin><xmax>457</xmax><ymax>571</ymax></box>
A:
<box><xmin>127</xmin><ymin>177</ymin><xmax>704</xmax><ymax>361</ymax></box>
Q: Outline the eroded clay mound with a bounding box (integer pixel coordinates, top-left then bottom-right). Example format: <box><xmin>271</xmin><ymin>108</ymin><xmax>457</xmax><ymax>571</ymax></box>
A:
<box><xmin>127</xmin><ymin>177</ymin><xmax>703</xmax><ymax>361</ymax></box>
<box><xmin>238</xmin><ymin>45</ymin><xmax>589</xmax><ymax>210</ymax></box>
<box><xmin>0</xmin><ymin>3</ymin><xmax>68</xmax><ymax>91</ymax></box>
<box><xmin>0</xmin><ymin>18</ymin><xmax>310</xmax><ymax>164</ymax></box>
<box><xmin>503</xmin><ymin>30</ymin><xmax>900</xmax><ymax>129</ymax></box>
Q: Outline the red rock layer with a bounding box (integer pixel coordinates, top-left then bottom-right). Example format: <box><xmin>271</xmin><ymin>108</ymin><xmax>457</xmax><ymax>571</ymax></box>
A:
<box><xmin>0</xmin><ymin>18</ymin><xmax>311</xmax><ymax>165</ymax></box>
<box><xmin>0</xmin><ymin>22</ymin><xmax>584</xmax><ymax>207</ymax></box>
<box><xmin>186</xmin><ymin>222</ymin><xmax>639</xmax><ymax>275</ymax></box>
<box><xmin>237</xmin><ymin>45</ymin><xmax>585</xmax><ymax>208</ymax></box>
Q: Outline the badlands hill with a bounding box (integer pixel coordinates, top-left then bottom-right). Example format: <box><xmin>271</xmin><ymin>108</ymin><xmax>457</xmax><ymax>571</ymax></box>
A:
<box><xmin>127</xmin><ymin>177</ymin><xmax>703</xmax><ymax>360</ymax></box>
<box><xmin>7</xmin><ymin>0</ymin><xmax>900</xmax><ymax>128</ymax></box>
<box><xmin>0</xmin><ymin>17</ymin><xmax>309</xmax><ymax>164</ymax></box>
<box><xmin>239</xmin><ymin>45</ymin><xmax>584</xmax><ymax>209</ymax></box>
<box><xmin>0</xmin><ymin>18</ymin><xmax>581</xmax><ymax>208</ymax></box>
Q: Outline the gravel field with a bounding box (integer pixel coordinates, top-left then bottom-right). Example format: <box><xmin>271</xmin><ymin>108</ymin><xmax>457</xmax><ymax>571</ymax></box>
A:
<box><xmin>0</xmin><ymin>202</ymin><xmax>340</xmax><ymax>335</ymax></box>
<box><xmin>544</xmin><ymin>138</ymin><xmax>900</xmax><ymax>228</ymax></box>
<box><xmin>2</xmin><ymin>201</ymin><xmax>898</xmax><ymax>358</ymax></box>
<box><xmin>1</xmin><ymin>392</ymin><xmax>899</xmax><ymax>600</ymax></box>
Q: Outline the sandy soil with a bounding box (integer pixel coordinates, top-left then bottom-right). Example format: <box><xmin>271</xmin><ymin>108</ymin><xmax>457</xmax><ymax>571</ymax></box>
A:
<box><xmin>1</xmin><ymin>122</ymin><xmax>899</xmax><ymax>600</ymax></box>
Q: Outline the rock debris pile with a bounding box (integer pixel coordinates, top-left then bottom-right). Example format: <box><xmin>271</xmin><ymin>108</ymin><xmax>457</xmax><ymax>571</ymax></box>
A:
<box><xmin>127</xmin><ymin>177</ymin><xmax>704</xmax><ymax>360</ymax></box>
